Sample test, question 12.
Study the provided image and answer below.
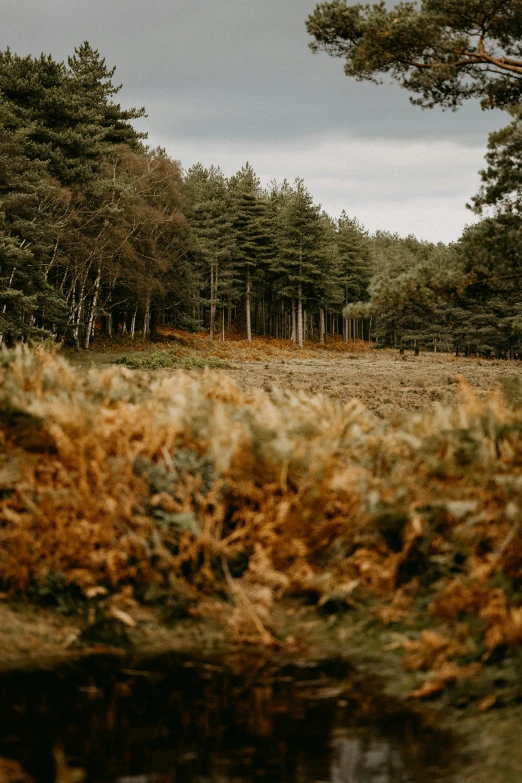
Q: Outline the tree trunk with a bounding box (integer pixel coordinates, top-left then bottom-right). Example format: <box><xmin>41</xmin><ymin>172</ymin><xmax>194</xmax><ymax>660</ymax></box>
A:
<box><xmin>291</xmin><ymin>299</ymin><xmax>296</xmax><ymax>343</ymax></box>
<box><xmin>0</xmin><ymin>267</ymin><xmax>17</xmax><ymax>348</ymax></box>
<box><xmin>319</xmin><ymin>308</ymin><xmax>325</xmax><ymax>345</ymax></box>
<box><xmin>297</xmin><ymin>284</ymin><xmax>304</xmax><ymax>348</ymax></box>
<box><xmin>246</xmin><ymin>274</ymin><xmax>252</xmax><ymax>342</ymax></box>
<box><xmin>84</xmin><ymin>267</ymin><xmax>101</xmax><ymax>350</ymax></box>
<box><xmin>130</xmin><ymin>307</ymin><xmax>137</xmax><ymax>340</ymax></box>
<box><xmin>209</xmin><ymin>263</ymin><xmax>216</xmax><ymax>341</ymax></box>
<box><xmin>142</xmin><ymin>293</ymin><xmax>151</xmax><ymax>339</ymax></box>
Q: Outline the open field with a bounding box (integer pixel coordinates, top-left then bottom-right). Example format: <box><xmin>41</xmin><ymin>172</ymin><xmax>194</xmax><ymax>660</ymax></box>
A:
<box><xmin>221</xmin><ymin>352</ymin><xmax>522</xmax><ymax>417</ymax></box>
<box><xmin>66</xmin><ymin>334</ymin><xmax>522</xmax><ymax>417</ymax></box>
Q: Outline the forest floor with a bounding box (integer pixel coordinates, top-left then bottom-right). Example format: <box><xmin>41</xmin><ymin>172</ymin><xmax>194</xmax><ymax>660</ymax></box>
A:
<box><xmin>66</xmin><ymin>329</ymin><xmax>522</xmax><ymax>418</ymax></box>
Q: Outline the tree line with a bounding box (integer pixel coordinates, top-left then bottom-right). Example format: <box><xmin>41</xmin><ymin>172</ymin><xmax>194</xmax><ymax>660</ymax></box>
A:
<box><xmin>0</xmin><ymin>42</ymin><xmax>374</xmax><ymax>350</ymax></box>
<box><xmin>1</xmin><ymin>39</ymin><xmax>521</xmax><ymax>357</ymax></box>
<box><xmin>307</xmin><ymin>0</ymin><xmax>522</xmax><ymax>358</ymax></box>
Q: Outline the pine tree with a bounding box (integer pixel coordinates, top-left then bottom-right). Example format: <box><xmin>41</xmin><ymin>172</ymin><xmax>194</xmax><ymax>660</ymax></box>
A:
<box><xmin>336</xmin><ymin>211</ymin><xmax>371</xmax><ymax>342</ymax></box>
<box><xmin>271</xmin><ymin>179</ymin><xmax>332</xmax><ymax>347</ymax></box>
<box><xmin>67</xmin><ymin>42</ymin><xmax>146</xmax><ymax>150</ymax></box>
<box><xmin>229</xmin><ymin>163</ymin><xmax>272</xmax><ymax>341</ymax></box>
<box><xmin>0</xmin><ymin>44</ymin><xmax>146</xmax><ymax>186</ymax></box>
<box><xmin>184</xmin><ymin>165</ymin><xmax>235</xmax><ymax>340</ymax></box>
<box><xmin>0</xmin><ymin>98</ymin><xmax>66</xmax><ymax>345</ymax></box>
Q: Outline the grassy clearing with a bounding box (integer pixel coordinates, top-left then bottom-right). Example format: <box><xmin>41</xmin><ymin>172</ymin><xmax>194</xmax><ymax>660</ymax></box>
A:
<box><xmin>115</xmin><ymin>349</ymin><xmax>234</xmax><ymax>371</ymax></box>
<box><xmin>68</xmin><ymin>329</ymin><xmax>522</xmax><ymax>419</ymax></box>
<box><xmin>2</xmin><ymin>346</ymin><xmax>522</xmax><ymax>705</ymax></box>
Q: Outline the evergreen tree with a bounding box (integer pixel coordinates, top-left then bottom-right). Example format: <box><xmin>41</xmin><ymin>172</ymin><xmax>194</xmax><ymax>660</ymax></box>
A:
<box><xmin>0</xmin><ymin>98</ymin><xmax>66</xmax><ymax>345</ymax></box>
<box><xmin>336</xmin><ymin>211</ymin><xmax>371</xmax><ymax>342</ymax></box>
<box><xmin>271</xmin><ymin>179</ymin><xmax>332</xmax><ymax>347</ymax></box>
<box><xmin>307</xmin><ymin>0</ymin><xmax>522</xmax><ymax>111</ymax></box>
<box><xmin>184</xmin><ymin>164</ymin><xmax>235</xmax><ymax>340</ymax></box>
<box><xmin>0</xmin><ymin>44</ymin><xmax>145</xmax><ymax>186</ymax></box>
<box><xmin>229</xmin><ymin>163</ymin><xmax>272</xmax><ymax>341</ymax></box>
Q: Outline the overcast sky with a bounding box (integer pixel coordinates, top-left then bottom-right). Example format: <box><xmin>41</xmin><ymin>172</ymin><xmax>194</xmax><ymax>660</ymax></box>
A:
<box><xmin>2</xmin><ymin>0</ymin><xmax>507</xmax><ymax>242</ymax></box>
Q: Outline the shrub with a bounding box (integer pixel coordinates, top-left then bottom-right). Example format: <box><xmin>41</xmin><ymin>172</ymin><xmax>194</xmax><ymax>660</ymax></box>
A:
<box><xmin>1</xmin><ymin>346</ymin><xmax>522</xmax><ymax>679</ymax></box>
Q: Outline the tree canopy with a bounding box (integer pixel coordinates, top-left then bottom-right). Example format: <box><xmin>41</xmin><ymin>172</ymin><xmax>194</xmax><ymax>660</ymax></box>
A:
<box><xmin>306</xmin><ymin>0</ymin><xmax>522</xmax><ymax>110</ymax></box>
<box><xmin>2</xmin><ymin>39</ymin><xmax>522</xmax><ymax>358</ymax></box>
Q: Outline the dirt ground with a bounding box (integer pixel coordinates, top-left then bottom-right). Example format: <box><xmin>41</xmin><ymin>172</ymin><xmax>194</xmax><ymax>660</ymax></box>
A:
<box><xmin>67</xmin><ymin>346</ymin><xmax>522</xmax><ymax>417</ymax></box>
<box><xmin>226</xmin><ymin>352</ymin><xmax>522</xmax><ymax>416</ymax></box>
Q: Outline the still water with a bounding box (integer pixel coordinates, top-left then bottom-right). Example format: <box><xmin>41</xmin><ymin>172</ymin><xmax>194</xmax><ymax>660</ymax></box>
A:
<box><xmin>0</xmin><ymin>655</ymin><xmax>452</xmax><ymax>783</ymax></box>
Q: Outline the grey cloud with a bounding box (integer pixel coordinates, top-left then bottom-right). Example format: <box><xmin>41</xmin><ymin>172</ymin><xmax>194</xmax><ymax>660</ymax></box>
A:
<box><xmin>2</xmin><ymin>0</ymin><xmax>506</xmax><ymax>144</ymax></box>
<box><xmin>0</xmin><ymin>0</ymin><xmax>511</xmax><ymax>240</ymax></box>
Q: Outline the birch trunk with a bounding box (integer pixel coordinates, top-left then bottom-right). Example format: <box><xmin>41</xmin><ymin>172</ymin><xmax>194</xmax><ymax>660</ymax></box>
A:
<box><xmin>142</xmin><ymin>293</ymin><xmax>151</xmax><ymax>339</ymax></box>
<box><xmin>84</xmin><ymin>267</ymin><xmax>101</xmax><ymax>350</ymax></box>
<box><xmin>130</xmin><ymin>307</ymin><xmax>137</xmax><ymax>340</ymax></box>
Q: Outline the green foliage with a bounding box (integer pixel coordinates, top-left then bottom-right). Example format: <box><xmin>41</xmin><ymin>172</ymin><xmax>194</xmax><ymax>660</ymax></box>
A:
<box><xmin>306</xmin><ymin>0</ymin><xmax>522</xmax><ymax>111</ymax></box>
<box><xmin>472</xmin><ymin>106</ymin><xmax>522</xmax><ymax>215</ymax></box>
<box><xmin>306</xmin><ymin>0</ymin><xmax>522</xmax><ymax>335</ymax></box>
<box><xmin>337</xmin><ymin>211</ymin><xmax>371</xmax><ymax>305</ymax></box>
<box><xmin>2</xmin><ymin>36</ymin><xmax>521</xmax><ymax>355</ymax></box>
<box><xmin>117</xmin><ymin>349</ymin><xmax>233</xmax><ymax>370</ymax></box>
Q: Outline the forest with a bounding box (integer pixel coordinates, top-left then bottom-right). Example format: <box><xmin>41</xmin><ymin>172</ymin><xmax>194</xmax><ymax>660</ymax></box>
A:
<box><xmin>3</xmin><ymin>6</ymin><xmax>522</xmax><ymax>777</ymax></box>
<box><xmin>1</xmin><ymin>42</ymin><xmax>522</xmax><ymax>358</ymax></box>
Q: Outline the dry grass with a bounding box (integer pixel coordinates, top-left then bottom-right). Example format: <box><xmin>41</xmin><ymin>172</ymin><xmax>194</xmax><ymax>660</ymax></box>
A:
<box><xmin>70</xmin><ymin>330</ymin><xmax>522</xmax><ymax>418</ymax></box>
<box><xmin>83</xmin><ymin>326</ymin><xmax>370</xmax><ymax>361</ymax></box>
<box><xmin>2</xmin><ymin>345</ymin><xmax>522</xmax><ymax>695</ymax></box>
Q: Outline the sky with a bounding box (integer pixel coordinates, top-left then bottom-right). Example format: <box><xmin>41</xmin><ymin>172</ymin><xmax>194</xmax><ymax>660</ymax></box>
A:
<box><xmin>2</xmin><ymin>0</ymin><xmax>507</xmax><ymax>242</ymax></box>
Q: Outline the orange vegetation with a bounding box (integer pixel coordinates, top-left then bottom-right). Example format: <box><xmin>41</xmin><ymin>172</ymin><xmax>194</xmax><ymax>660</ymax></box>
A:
<box><xmin>1</xmin><ymin>346</ymin><xmax>522</xmax><ymax>694</ymax></box>
<box><xmin>86</xmin><ymin>326</ymin><xmax>371</xmax><ymax>361</ymax></box>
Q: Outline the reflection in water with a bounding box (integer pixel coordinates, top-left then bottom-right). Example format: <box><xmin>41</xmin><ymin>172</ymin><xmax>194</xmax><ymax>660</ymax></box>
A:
<box><xmin>0</xmin><ymin>656</ymin><xmax>451</xmax><ymax>783</ymax></box>
<box><xmin>330</xmin><ymin>732</ymin><xmax>405</xmax><ymax>783</ymax></box>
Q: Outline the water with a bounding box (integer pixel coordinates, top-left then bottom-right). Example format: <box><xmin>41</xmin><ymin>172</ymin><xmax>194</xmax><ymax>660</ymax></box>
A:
<box><xmin>0</xmin><ymin>655</ymin><xmax>453</xmax><ymax>783</ymax></box>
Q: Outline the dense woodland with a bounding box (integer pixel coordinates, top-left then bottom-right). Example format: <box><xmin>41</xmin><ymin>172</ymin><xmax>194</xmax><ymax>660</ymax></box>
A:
<box><xmin>1</xmin><ymin>42</ymin><xmax>522</xmax><ymax>356</ymax></box>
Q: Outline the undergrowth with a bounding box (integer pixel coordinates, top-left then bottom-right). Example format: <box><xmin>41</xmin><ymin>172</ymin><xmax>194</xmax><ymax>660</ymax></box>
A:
<box><xmin>116</xmin><ymin>349</ymin><xmax>233</xmax><ymax>371</ymax></box>
<box><xmin>2</xmin><ymin>346</ymin><xmax>522</xmax><ymax>698</ymax></box>
<box><xmin>85</xmin><ymin>327</ymin><xmax>372</xmax><ymax>363</ymax></box>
